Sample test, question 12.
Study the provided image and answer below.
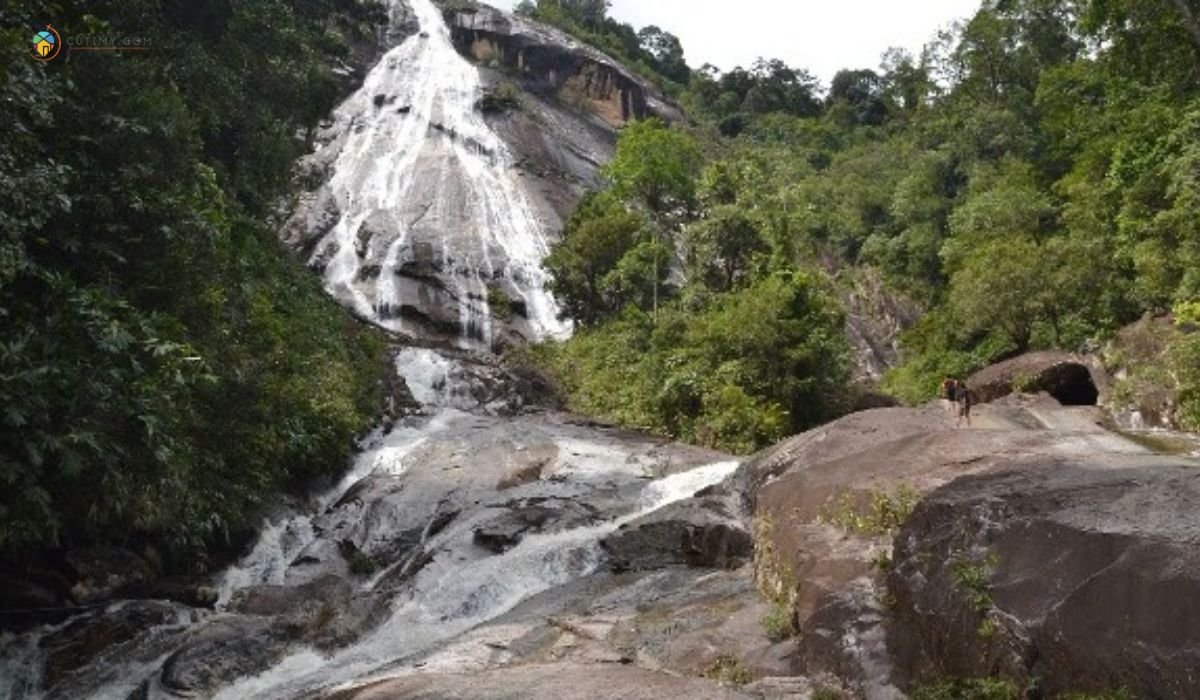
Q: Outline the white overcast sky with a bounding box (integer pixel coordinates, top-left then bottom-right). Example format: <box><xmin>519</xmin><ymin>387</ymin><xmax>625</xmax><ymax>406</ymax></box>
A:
<box><xmin>487</xmin><ymin>0</ymin><xmax>982</xmax><ymax>85</ymax></box>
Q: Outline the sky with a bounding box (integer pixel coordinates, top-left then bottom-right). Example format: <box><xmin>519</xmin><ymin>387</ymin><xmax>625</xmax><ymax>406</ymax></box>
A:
<box><xmin>488</xmin><ymin>0</ymin><xmax>982</xmax><ymax>85</ymax></box>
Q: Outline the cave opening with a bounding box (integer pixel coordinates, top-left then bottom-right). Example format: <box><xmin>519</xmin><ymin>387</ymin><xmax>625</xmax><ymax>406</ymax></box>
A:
<box><xmin>1045</xmin><ymin>364</ymin><xmax>1099</xmax><ymax>406</ymax></box>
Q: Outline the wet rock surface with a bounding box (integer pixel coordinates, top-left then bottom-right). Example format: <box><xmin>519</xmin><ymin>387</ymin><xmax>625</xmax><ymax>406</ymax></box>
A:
<box><xmin>38</xmin><ymin>601</ymin><xmax>184</xmax><ymax>689</ymax></box>
<box><xmin>601</xmin><ymin>496</ymin><xmax>752</xmax><ymax>572</ymax></box>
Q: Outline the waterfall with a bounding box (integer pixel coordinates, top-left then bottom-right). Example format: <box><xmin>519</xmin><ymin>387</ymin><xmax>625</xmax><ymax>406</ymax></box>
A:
<box><xmin>0</xmin><ymin>4</ymin><xmax>741</xmax><ymax>698</ymax></box>
<box><xmin>310</xmin><ymin>0</ymin><xmax>571</xmax><ymax>346</ymax></box>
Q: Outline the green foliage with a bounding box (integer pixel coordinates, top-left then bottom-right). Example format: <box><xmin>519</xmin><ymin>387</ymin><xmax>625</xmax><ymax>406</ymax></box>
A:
<box><xmin>819</xmin><ymin>485</ymin><xmax>920</xmax><ymax>536</ymax></box>
<box><xmin>953</xmin><ymin>553</ymin><xmax>1001</xmax><ymax>637</ymax></box>
<box><xmin>532</xmin><ymin>0</ymin><xmax>1200</xmax><ymax>415</ymax></box>
<box><xmin>813</xmin><ymin>689</ymin><xmax>846</xmax><ymax>700</ymax></box>
<box><xmin>760</xmin><ymin>601</ymin><xmax>796</xmax><ymax>641</ymax></box>
<box><xmin>606</xmin><ymin>119</ymin><xmax>703</xmax><ymax>215</ymax></box>
<box><xmin>911</xmin><ymin>677</ymin><xmax>1020</xmax><ymax>700</ymax></box>
<box><xmin>539</xmin><ymin>273</ymin><xmax>849</xmax><ymax>453</ymax></box>
<box><xmin>341</xmin><ymin>543</ymin><xmax>381</xmax><ymax>576</ymax></box>
<box><xmin>1174</xmin><ymin>332</ymin><xmax>1200</xmax><ymax>431</ymax></box>
<box><xmin>0</xmin><ymin>2</ymin><xmax>386</xmax><ymax>567</ymax></box>
<box><xmin>515</xmin><ymin>0</ymin><xmax>690</xmax><ymax>88</ymax></box>
<box><xmin>488</xmin><ymin>286</ymin><xmax>515</xmax><ymax>321</ymax></box>
<box><xmin>545</xmin><ymin>193</ymin><xmax>647</xmax><ymax>325</ymax></box>
<box><xmin>478</xmin><ymin>82</ymin><xmax>522</xmax><ymax>113</ymax></box>
<box><xmin>702</xmin><ymin>654</ymin><xmax>754</xmax><ymax>686</ymax></box>
<box><xmin>953</xmin><ymin>556</ymin><xmax>996</xmax><ymax>613</ymax></box>
<box><xmin>1176</xmin><ymin>301</ymin><xmax>1200</xmax><ymax>326</ymax></box>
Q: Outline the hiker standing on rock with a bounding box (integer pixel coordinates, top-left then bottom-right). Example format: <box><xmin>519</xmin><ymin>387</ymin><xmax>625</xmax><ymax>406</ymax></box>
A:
<box><xmin>942</xmin><ymin>377</ymin><xmax>959</xmax><ymax>413</ymax></box>
<box><xmin>956</xmin><ymin>381</ymin><xmax>972</xmax><ymax>428</ymax></box>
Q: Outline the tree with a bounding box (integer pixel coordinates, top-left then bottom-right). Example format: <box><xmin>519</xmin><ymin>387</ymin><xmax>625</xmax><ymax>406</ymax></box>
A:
<box><xmin>637</xmin><ymin>26</ymin><xmax>689</xmax><ymax>83</ymax></box>
<box><xmin>606</xmin><ymin>119</ymin><xmax>703</xmax><ymax>317</ymax></box>
<box><xmin>948</xmin><ymin>235</ymin><xmax>1106</xmax><ymax>351</ymax></box>
<box><xmin>545</xmin><ymin>194</ymin><xmax>643</xmax><ymax>324</ymax></box>
<box><xmin>941</xmin><ymin>159</ymin><xmax>1056</xmax><ymax>272</ymax></box>
<box><xmin>745</xmin><ymin>59</ymin><xmax>822</xmax><ymax>117</ymax></box>
<box><xmin>607</xmin><ymin>119</ymin><xmax>703</xmax><ymax>214</ymax></box>
<box><xmin>1082</xmin><ymin>0</ymin><xmax>1200</xmax><ymax>90</ymax></box>
<box><xmin>683</xmin><ymin>205</ymin><xmax>766</xmax><ymax>291</ymax></box>
<box><xmin>880</xmin><ymin>47</ymin><xmax>934</xmax><ymax>115</ymax></box>
<box><xmin>827</xmin><ymin>69</ymin><xmax>889</xmax><ymax>126</ymax></box>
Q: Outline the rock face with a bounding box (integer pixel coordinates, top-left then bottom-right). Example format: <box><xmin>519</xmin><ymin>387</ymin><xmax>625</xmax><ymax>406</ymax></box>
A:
<box><xmin>839</xmin><ymin>269</ymin><xmax>922</xmax><ymax>382</ymax></box>
<box><xmin>1101</xmin><ymin>315</ymin><xmax>1191</xmax><ymax>430</ymax></box>
<box><xmin>601</xmin><ymin>496</ymin><xmax>753</xmax><ymax>572</ymax></box>
<box><xmin>283</xmin><ymin>0</ymin><xmax>681</xmax><ymax>349</ymax></box>
<box><xmin>888</xmin><ymin>459</ymin><xmax>1200</xmax><ymax>698</ymax></box>
<box><xmin>745</xmin><ymin>387</ymin><xmax>1197</xmax><ymax>697</ymax></box>
<box><xmin>446</xmin><ymin>5</ymin><xmax>681</xmax><ymax>129</ymax></box>
<box><xmin>966</xmin><ymin>350</ymin><xmax>1106</xmax><ymax>406</ymax></box>
<box><xmin>338</xmin><ymin>661</ymin><xmax>753</xmax><ymax>700</ymax></box>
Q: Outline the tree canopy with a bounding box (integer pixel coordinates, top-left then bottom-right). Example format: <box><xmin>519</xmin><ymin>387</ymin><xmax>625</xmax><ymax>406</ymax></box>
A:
<box><xmin>0</xmin><ymin>0</ymin><xmax>388</xmax><ymax>568</ymax></box>
<box><xmin>535</xmin><ymin>0</ymin><xmax>1200</xmax><ymax>446</ymax></box>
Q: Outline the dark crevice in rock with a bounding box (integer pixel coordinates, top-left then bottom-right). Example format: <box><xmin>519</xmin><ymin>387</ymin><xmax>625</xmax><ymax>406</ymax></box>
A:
<box><xmin>1043</xmin><ymin>363</ymin><xmax>1100</xmax><ymax>406</ymax></box>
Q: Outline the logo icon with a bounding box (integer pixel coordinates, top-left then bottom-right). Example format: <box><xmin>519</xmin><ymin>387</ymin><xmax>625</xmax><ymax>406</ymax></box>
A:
<box><xmin>31</xmin><ymin>25</ymin><xmax>61</xmax><ymax>62</ymax></box>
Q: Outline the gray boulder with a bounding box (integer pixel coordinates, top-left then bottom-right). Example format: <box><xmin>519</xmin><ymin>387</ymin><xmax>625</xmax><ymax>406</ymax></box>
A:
<box><xmin>967</xmin><ymin>350</ymin><xmax>1106</xmax><ymax>406</ymax></box>
<box><xmin>887</xmin><ymin>458</ymin><xmax>1200</xmax><ymax>698</ymax></box>
<box><xmin>601</xmin><ymin>497</ymin><xmax>752</xmax><ymax>572</ymax></box>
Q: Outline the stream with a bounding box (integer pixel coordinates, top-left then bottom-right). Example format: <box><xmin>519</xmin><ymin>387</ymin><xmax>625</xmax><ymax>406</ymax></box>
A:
<box><xmin>0</xmin><ymin>1</ymin><xmax>739</xmax><ymax>697</ymax></box>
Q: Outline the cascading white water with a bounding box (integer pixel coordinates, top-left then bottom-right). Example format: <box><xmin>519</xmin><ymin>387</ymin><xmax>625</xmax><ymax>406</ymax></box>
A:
<box><xmin>213</xmin><ymin>458</ymin><xmax>742</xmax><ymax>700</ymax></box>
<box><xmin>311</xmin><ymin>0</ymin><xmax>571</xmax><ymax>346</ymax></box>
<box><xmin>214</xmin><ymin>351</ymin><xmax>461</xmax><ymax>607</ymax></box>
<box><xmin>0</xmin><ymin>5</ymin><xmax>740</xmax><ymax>698</ymax></box>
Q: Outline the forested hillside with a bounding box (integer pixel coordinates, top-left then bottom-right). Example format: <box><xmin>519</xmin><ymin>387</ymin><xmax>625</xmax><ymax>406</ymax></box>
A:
<box><xmin>0</xmin><ymin>1</ymin><xmax>388</xmax><ymax>571</ymax></box>
<box><xmin>530</xmin><ymin>0</ymin><xmax>1200</xmax><ymax>452</ymax></box>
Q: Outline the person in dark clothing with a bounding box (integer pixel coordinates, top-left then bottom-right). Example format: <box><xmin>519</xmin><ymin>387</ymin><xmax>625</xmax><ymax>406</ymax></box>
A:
<box><xmin>942</xmin><ymin>377</ymin><xmax>958</xmax><ymax>413</ymax></box>
<box><xmin>956</xmin><ymin>381</ymin><xmax>972</xmax><ymax>428</ymax></box>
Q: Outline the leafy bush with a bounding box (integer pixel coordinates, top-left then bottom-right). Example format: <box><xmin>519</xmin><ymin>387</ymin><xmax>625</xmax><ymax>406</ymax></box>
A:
<box><xmin>911</xmin><ymin>678</ymin><xmax>1019</xmax><ymax>700</ymax></box>
<box><xmin>478</xmin><ymin>82</ymin><xmax>522</xmax><ymax>114</ymax></box>
<box><xmin>539</xmin><ymin>272</ymin><xmax>849</xmax><ymax>453</ymax></box>
<box><xmin>760</xmin><ymin>601</ymin><xmax>796</xmax><ymax>641</ymax></box>
<box><xmin>0</xmin><ymin>2</ymin><xmax>386</xmax><ymax>569</ymax></box>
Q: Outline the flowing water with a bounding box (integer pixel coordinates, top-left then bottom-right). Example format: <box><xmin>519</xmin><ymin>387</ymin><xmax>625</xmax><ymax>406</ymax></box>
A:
<box><xmin>0</xmin><ymin>3</ymin><xmax>741</xmax><ymax>695</ymax></box>
<box><xmin>309</xmin><ymin>0</ymin><xmax>570</xmax><ymax>345</ymax></box>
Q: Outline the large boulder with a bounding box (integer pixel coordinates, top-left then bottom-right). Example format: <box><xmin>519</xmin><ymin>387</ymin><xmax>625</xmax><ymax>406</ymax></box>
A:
<box><xmin>152</xmin><ymin>618</ymin><xmax>294</xmax><ymax>697</ymax></box>
<box><xmin>601</xmin><ymin>496</ymin><xmax>752</xmax><ymax>572</ymax></box>
<box><xmin>743</xmin><ymin>396</ymin><xmax>1178</xmax><ymax>695</ymax></box>
<box><xmin>230</xmin><ymin>574</ymin><xmax>392</xmax><ymax>652</ymax></box>
<box><xmin>473</xmin><ymin>498</ymin><xmax>599</xmax><ymax>553</ymax></box>
<box><xmin>38</xmin><ymin>601</ymin><xmax>190</xmax><ymax>690</ymax></box>
<box><xmin>887</xmin><ymin>457</ymin><xmax>1200</xmax><ymax>698</ymax></box>
<box><xmin>967</xmin><ymin>351</ymin><xmax>1106</xmax><ymax>406</ymax></box>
